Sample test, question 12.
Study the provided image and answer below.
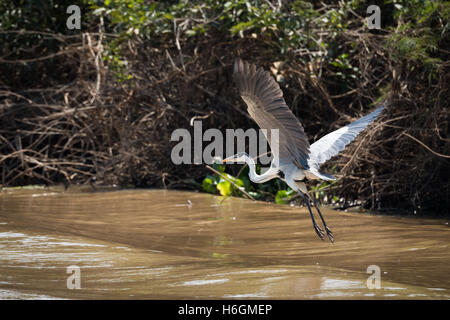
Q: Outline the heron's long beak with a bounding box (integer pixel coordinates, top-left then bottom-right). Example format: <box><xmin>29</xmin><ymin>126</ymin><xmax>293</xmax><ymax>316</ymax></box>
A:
<box><xmin>222</xmin><ymin>156</ymin><xmax>235</xmax><ymax>163</ymax></box>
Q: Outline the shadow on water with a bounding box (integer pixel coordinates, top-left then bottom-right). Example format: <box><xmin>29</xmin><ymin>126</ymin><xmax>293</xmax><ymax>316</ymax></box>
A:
<box><xmin>0</xmin><ymin>187</ymin><xmax>448</xmax><ymax>299</ymax></box>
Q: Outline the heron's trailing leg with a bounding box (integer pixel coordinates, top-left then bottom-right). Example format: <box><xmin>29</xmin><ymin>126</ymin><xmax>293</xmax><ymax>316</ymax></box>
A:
<box><xmin>298</xmin><ymin>193</ymin><xmax>325</xmax><ymax>241</ymax></box>
<box><xmin>311</xmin><ymin>197</ymin><xmax>334</xmax><ymax>243</ymax></box>
<box><xmin>295</xmin><ymin>181</ymin><xmax>333</xmax><ymax>242</ymax></box>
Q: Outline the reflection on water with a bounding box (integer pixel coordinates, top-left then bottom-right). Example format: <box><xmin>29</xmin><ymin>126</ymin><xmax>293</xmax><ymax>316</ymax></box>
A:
<box><xmin>0</xmin><ymin>187</ymin><xmax>448</xmax><ymax>299</ymax></box>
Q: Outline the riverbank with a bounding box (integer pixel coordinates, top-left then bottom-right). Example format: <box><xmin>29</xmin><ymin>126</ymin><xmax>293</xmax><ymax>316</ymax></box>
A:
<box><xmin>1</xmin><ymin>1</ymin><xmax>448</xmax><ymax>215</ymax></box>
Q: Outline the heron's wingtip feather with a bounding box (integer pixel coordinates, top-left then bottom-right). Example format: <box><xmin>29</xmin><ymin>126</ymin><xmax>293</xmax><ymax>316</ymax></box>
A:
<box><xmin>232</xmin><ymin>57</ymin><xmax>311</xmax><ymax>167</ymax></box>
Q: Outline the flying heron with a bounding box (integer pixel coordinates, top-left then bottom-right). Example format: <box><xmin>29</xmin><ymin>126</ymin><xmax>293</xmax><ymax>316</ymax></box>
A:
<box><xmin>223</xmin><ymin>58</ymin><xmax>384</xmax><ymax>243</ymax></box>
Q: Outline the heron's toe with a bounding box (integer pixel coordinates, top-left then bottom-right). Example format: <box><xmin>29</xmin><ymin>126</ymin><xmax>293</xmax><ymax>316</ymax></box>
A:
<box><xmin>314</xmin><ymin>224</ymin><xmax>325</xmax><ymax>241</ymax></box>
<box><xmin>325</xmin><ymin>226</ymin><xmax>334</xmax><ymax>243</ymax></box>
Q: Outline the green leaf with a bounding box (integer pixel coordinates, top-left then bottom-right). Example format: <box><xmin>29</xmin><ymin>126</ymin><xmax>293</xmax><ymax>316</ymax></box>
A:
<box><xmin>230</xmin><ymin>21</ymin><xmax>254</xmax><ymax>35</ymax></box>
<box><xmin>212</xmin><ymin>162</ymin><xmax>226</xmax><ymax>173</ymax></box>
<box><xmin>225</xmin><ymin>174</ymin><xmax>244</xmax><ymax>187</ymax></box>
<box><xmin>202</xmin><ymin>176</ymin><xmax>217</xmax><ymax>194</ymax></box>
<box><xmin>275</xmin><ymin>189</ymin><xmax>295</xmax><ymax>204</ymax></box>
<box><xmin>217</xmin><ymin>180</ymin><xmax>233</xmax><ymax>196</ymax></box>
<box><xmin>185</xmin><ymin>29</ymin><xmax>196</xmax><ymax>37</ymax></box>
<box><xmin>164</xmin><ymin>13</ymin><xmax>174</xmax><ymax>20</ymax></box>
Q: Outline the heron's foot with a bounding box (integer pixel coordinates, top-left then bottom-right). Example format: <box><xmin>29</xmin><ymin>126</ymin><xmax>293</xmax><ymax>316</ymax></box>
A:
<box><xmin>313</xmin><ymin>224</ymin><xmax>325</xmax><ymax>241</ymax></box>
<box><xmin>325</xmin><ymin>226</ymin><xmax>334</xmax><ymax>243</ymax></box>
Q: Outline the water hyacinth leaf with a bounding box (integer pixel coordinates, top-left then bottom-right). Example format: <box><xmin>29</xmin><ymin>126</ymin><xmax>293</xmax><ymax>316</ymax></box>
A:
<box><xmin>217</xmin><ymin>180</ymin><xmax>233</xmax><ymax>196</ymax></box>
<box><xmin>202</xmin><ymin>176</ymin><xmax>217</xmax><ymax>194</ymax></box>
<box><xmin>275</xmin><ymin>189</ymin><xmax>295</xmax><ymax>204</ymax></box>
<box><xmin>225</xmin><ymin>174</ymin><xmax>244</xmax><ymax>188</ymax></box>
<box><xmin>212</xmin><ymin>162</ymin><xmax>226</xmax><ymax>173</ymax></box>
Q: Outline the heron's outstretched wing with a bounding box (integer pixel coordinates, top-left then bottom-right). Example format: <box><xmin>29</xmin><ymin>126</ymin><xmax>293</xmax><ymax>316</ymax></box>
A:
<box><xmin>233</xmin><ymin>58</ymin><xmax>310</xmax><ymax>168</ymax></box>
<box><xmin>308</xmin><ymin>106</ymin><xmax>384</xmax><ymax>169</ymax></box>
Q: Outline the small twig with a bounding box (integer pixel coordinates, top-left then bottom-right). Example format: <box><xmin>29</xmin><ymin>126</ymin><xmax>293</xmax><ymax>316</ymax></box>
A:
<box><xmin>205</xmin><ymin>165</ymin><xmax>256</xmax><ymax>201</ymax></box>
<box><xmin>0</xmin><ymin>49</ymin><xmax>79</xmax><ymax>63</ymax></box>
<box><xmin>264</xmin><ymin>0</ymin><xmax>277</xmax><ymax>11</ymax></box>
<box><xmin>402</xmin><ymin>132</ymin><xmax>450</xmax><ymax>159</ymax></box>
<box><xmin>190</xmin><ymin>111</ymin><xmax>213</xmax><ymax>126</ymax></box>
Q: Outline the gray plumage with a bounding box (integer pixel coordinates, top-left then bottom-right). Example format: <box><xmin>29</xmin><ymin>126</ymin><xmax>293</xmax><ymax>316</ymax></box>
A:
<box><xmin>233</xmin><ymin>57</ymin><xmax>310</xmax><ymax>169</ymax></box>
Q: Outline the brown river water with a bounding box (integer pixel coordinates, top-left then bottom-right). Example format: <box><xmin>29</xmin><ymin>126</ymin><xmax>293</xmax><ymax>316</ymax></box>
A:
<box><xmin>0</xmin><ymin>187</ymin><xmax>448</xmax><ymax>299</ymax></box>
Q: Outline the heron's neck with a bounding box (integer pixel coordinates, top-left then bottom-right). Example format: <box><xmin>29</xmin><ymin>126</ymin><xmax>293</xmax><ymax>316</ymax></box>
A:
<box><xmin>242</xmin><ymin>154</ymin><xmax>279</xmax><ymax>183</ymax></box>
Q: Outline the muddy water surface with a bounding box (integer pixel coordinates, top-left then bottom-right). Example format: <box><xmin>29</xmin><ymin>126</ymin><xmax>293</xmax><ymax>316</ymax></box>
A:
<box><xmin>0</xmin><ymin>188</ymin><xmax>448</xmax><ymax>299</ymax></box>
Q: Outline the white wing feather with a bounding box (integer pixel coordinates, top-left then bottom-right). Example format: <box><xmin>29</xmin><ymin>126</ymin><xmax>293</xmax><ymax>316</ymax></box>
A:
<box><xmin>308</xmin><ymin>106</ymin><xmax>384</xmax><ymax>171</ymax></box>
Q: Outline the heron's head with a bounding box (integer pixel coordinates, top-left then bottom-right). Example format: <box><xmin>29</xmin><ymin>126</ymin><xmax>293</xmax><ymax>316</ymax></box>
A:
<box><xmin>222</xmin><ymin>152</ymin><xmax>249</xmax><ymax>164</ymax></box>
